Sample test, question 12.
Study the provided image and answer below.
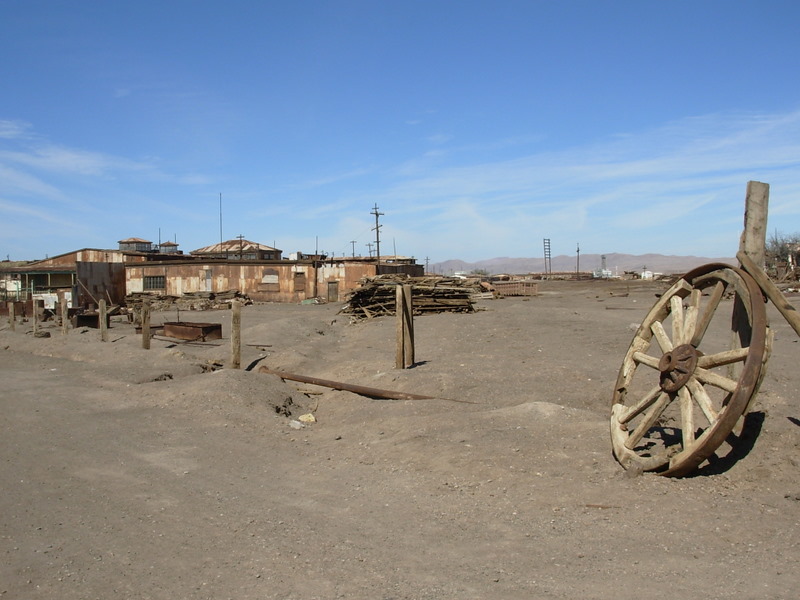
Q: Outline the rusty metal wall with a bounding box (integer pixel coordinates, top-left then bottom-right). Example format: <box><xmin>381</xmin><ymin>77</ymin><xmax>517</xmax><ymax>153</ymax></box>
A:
<box><xmin>128</xmin><ymin>259</ymin><xmax>422</xmax><ymax>304</ymax></box>
<box><xmin>317</xmin><ymin>261</ymin><xmax>376</xmax><ymax>301</ymax></box>
<box><xmin>30</xmin><ymin>249</ymin><xmax>129</xmax><ymax>268</ymax></box>
<box><xmin>76</xmin><ymin>261</ymin><xmax>126</xmax><ymax>306</ymax></box>
<box><xmin>126</xmin><ymin>262</ymin><xmax>315</xmax><ymax>303</ymax></box>
<box><xmin>376</xmin><ymin>263</ymin><xmax>424</xmax><ymax>277</ymax></box>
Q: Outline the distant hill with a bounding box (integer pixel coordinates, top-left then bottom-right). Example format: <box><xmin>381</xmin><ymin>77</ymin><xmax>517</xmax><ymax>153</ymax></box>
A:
<box><xmin>430</xmin><ymin>253</ymin><xmax>738</xmax><ymax>276</ymax></box>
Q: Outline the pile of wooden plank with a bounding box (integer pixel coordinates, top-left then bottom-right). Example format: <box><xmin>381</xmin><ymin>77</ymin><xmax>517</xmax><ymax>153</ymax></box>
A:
<box><xmin>340</xmin><ymin>274</ymin><xmax>480</xmax><ymax>320</ymax></box>
<box><xmin>125</xmin><ymin>290</ymin><xmax>251</xmax><ymax>313</ymax></box>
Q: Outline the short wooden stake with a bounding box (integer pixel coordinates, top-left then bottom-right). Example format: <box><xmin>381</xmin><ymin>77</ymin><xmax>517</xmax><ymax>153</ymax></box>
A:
<box><xmin>231</xmin><ymin>300</ymin><xmax>242</xmax><ymax>369</ymax></box>
<box><xmin>8</xmin><ymin>302</ymin><xmax>15</xmax><ymax>332</ymax></box>
<box><xmin>60</xmin><ymin>294</ymin><xmax>68</xmax><ymax>335</ymax></box>
<box><xmin>99</xmin><ymin>299</ymin><xmax>108</xmax><ymax>342</ymax></box>
<box><xmin>33</xmin><ymin>300</ymin><xmax>40</xmax><ymax>335</ymax></box>
<box><xmin>141</xmin><ymin>300</ymin><xmax>151</xmax><ymax>350</ymax></box>
<box><xmin>395</xmin><ymin>284</ymin><xmax>415</xmax><ymax>369</ymax></box>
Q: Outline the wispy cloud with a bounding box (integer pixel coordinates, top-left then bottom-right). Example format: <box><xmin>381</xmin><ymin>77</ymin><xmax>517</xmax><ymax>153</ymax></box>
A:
<box><xmin>426</xmin><ymin>133</ymin><xmax>453</xmax><ymax>145</ymax></box>
<box><xmin>3</xmin><ymin>109</ymin><xmax>800</xmax><ymax>262</ymax></box>
<box><xmin>344</xmin><ymin>109</ymin><xmax>800</xmax><ymax>259</ymax></box>
<box><xmin>0</xmin><ymin>164</ymin><xmax>67</xmax><ymax>201</ymax></box>
<box><xmin>0</xmin><ymin>119</ymin><xmax>32</xmax><ymax>139</ymax></box>
<box><xmin>0</xmin><ymin>144</ymin><xmax>154</xmax><ymax>177</ymax></box>
<box><xmin>0</xmin><ymin>197</ymin><xmax>77</xmax><ymax>224</ymax></box>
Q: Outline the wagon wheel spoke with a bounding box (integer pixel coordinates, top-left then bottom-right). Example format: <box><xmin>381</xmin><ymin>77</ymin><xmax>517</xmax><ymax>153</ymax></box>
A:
<box><xmin>632</xmin><ymin>351</ymin><xmax>660</xmax><ymax>370</ymax></box>
<box><xmin>692</xmin><ymin>366</ymin><xmax>738</xmax><ymax>394</ymax></box>
<box><xmin>682</xmin><ymin>289</ymin><xmax>702</xmax><ymax>346</ymax></box>
<box><xmin>651</xmin><ymin>321</ymin><xmax>673</xmax><ymax>353</ymax></box>
<box><xmin>670</xmin><ymin>296</ymin><xmax>685</xmax><ymax>345</ymax></box>
<box><xmin>685</xmin><ymin>377</ymin><xmax>719</xmax><ymax>424</ymax></box>
<box><xmin>618</xmin><ymin>384</ymin><xmax>663</xmax><ymax>424</ymax></box>
<box><xmin>610</xmin><ymin>264</ymin><xmax>768</xmax><ymax>477</ymax></box>
<box><xmin>696</xmin><ymin>347</ymin><xmax>750</xmax><ymax>369</ymax></box>
<box><xmin>678</xmin><ymin>387</ymin><xmax>695</xmax><ymax>447</ymax></box>
<box><xmin>690</xmin><ymin>280</ymin><xmax>726</xmax><ymax>347</ymax></box>
<box><xmin>624</xmin><ymin>392</ymin><xmax>672</xmax><ymax>450</ymax></box>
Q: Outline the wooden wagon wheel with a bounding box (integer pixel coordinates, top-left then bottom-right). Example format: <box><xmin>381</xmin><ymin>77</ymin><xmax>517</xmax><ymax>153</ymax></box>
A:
<box><xmin>610</xmin><ymin>263</ymin><xmax>770</xmax><ymax>477</ymax></box>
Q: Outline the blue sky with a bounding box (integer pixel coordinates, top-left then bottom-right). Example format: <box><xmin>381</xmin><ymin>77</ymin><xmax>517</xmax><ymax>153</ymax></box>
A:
<box><xmin>2</xmin><ymin>1</ymin><xmax>799</xmax><ymax>263</ymax></box>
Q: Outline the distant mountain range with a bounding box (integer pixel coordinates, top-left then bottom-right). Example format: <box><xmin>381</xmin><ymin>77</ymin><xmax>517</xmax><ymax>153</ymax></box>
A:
<box><xmin>429</xmin><ymin>253</ymin><xmax>738</xmax><ymax>276</ymax></box>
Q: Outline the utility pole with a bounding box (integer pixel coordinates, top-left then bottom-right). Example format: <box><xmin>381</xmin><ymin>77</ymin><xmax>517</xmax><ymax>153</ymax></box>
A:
<box><xmin>350</xmin><ymin>240</ymin><xmax>357</xmax><ymax>257</ymax></box>
<box><xmin>366</xmin><ymin>242</ymin><xmax>374</xmax><ymax>257</ymax></box>
<box><xmin>371</xmin><ymin>203</ymin><xmax>384</xmax><ymax>270</ymax></box>
<box><xmin>576</xmin><ymin>243</ymin><xmax>581</xmax><ymax>280</ymax></box>
<box><xmin>237</xmin><ymin>234</ymin><xmax>245</xmax><ymax>260</ymax></box>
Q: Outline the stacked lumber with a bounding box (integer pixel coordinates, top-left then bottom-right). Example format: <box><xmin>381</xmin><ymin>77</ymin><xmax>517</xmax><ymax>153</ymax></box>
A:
<box><xmin>340</xmin><ymin>274</ymin><xmax>480</xmax><ymax>320</ymax></box>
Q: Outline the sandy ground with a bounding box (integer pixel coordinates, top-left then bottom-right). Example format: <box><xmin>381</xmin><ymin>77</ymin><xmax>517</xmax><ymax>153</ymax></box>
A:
<box><xmin>1</xmin><ymin>278</ymin><xmax>799</xmax><ymax>599</ymax></box>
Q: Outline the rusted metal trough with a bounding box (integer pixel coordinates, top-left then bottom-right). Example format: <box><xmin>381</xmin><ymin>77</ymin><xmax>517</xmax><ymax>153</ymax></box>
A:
<box><xmin>72</xmin><ymin>312</ymin><xmax>110</xmax><ymax>329</ymax></box>
<box><xmin>162</xmin><ymin>321</ymin><xmax>222</xmax><ymax>342</ymax></box>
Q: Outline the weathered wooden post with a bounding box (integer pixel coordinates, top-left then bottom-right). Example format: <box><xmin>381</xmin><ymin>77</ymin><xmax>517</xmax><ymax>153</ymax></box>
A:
<box><xmin>736</xmin><ymin>181</ymin><xmax>800</xmax><ymax>336</ymax></box>
<box><xmin>99</xmin><ymin>299</ymin><xmax>108</xmax><ymax>342</ymax></box>
<box><xmin>33</xmin><ymin>300</ymin><xmax>40</xmax><ymax>335</ymax></box>
<box><xmin>731</xmin><ymin>181</ymin><xmax>770</xmax><ymax>380</ymax></box>
<box><xmin>141</xmin><ymin>299</ymin><xmax>151</xmax><ymax>350</ymax></box>
<box><xmin>739</xmin><ymin>180</ymin><xmax>769</xmax><ymax>267</ymax></box>
<box><xmin>395</xmin><ymin>284</ymin><xmax>415</xmax><ymax>369</ymax></box>
<box><xmin>8</xmin><ymin>302</ymin><xmax>15</xmax><ymax>332</ymax></box>
<box><xmin>60</xmin><ymin>293</ymin><xmax>69</xmax><ymax>335</ymax></box>
<box><xmin>231</xmin><ymin>299</ymin><xmax>242</xmax><ymax>369</ymax></box>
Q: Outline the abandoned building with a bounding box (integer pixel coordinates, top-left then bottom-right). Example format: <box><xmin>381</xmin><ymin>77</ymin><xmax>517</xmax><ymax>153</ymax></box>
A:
<box><xmin>126</xmin><ymin>248</ymin><xmax>423</xmax><ymax>304</ymax></box>
<box><xmin>0</xmin><ymin>248</ymin><xmax>150</xmax><ymax>308</ymax></box>
<box><xmin>1</xmin><ymin>236</ymin><xmax>424</xmax><ymax>308</ymax></box>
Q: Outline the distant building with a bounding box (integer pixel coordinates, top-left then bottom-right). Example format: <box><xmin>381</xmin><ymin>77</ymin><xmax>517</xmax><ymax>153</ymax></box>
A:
<box><xmin>158</xmin><ymin>241</ymin><xmax>180</xmax><ymax>254</ymax></box>
<box><xmin>0</xmin><ymin>248</ymin><xmax>149</xmax><ymax>306</ymax></box>
<box><xmin>118</xmin><ymin>238</ymin><xmax>154</xmax><ymax>252</ymax></box>
<box><xmin>191</xmin><ymin>239</ymin><xmax>282</xmax><ymax>261</ymax></box>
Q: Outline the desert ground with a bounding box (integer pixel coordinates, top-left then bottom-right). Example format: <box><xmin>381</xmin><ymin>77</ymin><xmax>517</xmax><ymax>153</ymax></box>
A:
<box><xmin>2</xmin><ymin>278</ymin><xmax>799</xmax><ymax>599</ymax></box>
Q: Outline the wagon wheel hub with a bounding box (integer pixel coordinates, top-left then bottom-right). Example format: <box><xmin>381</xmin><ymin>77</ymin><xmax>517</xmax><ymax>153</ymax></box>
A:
<box><xmin>658</xmin><ymin>344</ymin><xmax>699</xmax><ymax>393</ymax></box>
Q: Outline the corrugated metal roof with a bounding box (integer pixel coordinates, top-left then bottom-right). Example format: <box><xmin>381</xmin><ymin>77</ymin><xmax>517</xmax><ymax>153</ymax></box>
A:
<box><xmin>118</xmin><ymin>237</ymin><xmax>152</xmax><ymax>243</ymax></box>
<box><xmin>191</xmin><ymin>239</ymin><xmax>279</xmax><ymax>254</ymax></box>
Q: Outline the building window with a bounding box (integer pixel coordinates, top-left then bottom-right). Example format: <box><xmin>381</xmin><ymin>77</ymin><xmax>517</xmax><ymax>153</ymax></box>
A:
<box><xmin>258</xmin><ymin>268</ymin><xmax>279</xmax><ymax>292</ymax></box>
<box><xmin>143</xmin><ymin>275</ymin><xmax>166</xmax><ymax>290</ymax></box>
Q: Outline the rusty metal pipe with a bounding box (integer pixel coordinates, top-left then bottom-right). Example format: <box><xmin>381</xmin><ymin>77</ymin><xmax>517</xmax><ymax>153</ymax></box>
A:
<box><xmin>257</xmin><ymin>366</ymin><xmax>438</xmax><ymax>401</ymax></box>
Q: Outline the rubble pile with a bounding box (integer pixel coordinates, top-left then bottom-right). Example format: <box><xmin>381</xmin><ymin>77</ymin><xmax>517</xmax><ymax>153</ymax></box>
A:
<box><xmin>125</xmin><ymin>290</ymin><xmax>251</xmax><ymax>314</ymax></box>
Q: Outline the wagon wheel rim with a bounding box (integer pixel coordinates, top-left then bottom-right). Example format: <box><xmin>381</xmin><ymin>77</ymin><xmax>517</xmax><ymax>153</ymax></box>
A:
<box><xmin>610</xmin><ymin>263</ymin><xmax>768</xmax><ymax>477</ymax></box>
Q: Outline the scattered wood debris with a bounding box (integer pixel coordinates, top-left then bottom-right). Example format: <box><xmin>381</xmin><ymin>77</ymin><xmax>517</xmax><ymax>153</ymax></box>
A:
<box><xmin>340</xmin><ymin>274</ymin><xmax>481</xmax><ymax>320</ymax></box>
<box><xmin>125</xmin><ymin>290</ymin><xmax>251</xmax><ymax>312</ymax></box>
<box><xmin>124</xmin><ymin>290</ymin><xmax>251</xmax><ymax>325</ymax></box>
